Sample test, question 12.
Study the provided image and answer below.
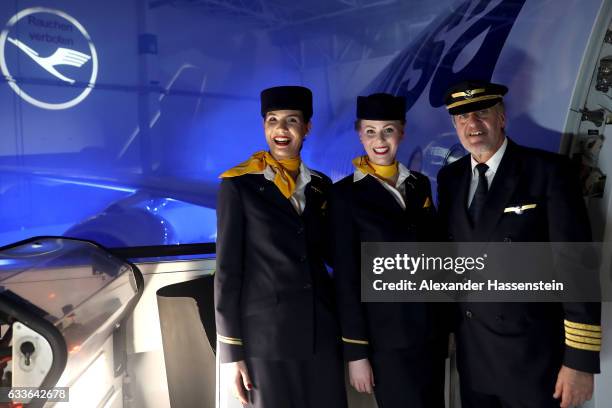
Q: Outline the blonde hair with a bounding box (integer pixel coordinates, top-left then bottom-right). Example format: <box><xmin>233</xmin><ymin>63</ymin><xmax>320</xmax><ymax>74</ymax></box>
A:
<box><xmin>354</xmin><ymin>119</ymin><xmax>405</xmax><ymax>131</ymax></box>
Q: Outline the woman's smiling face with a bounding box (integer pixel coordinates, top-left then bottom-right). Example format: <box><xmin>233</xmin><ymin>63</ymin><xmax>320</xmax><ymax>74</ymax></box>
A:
<box><xmin>358</xmin><ymin>120</ymin><xmax>404</xmax><ymax>165</ymax></box>
<box><xmin>264</xmin><ymin>110</ymin><xmax>310</xmax><ymax>160</ymax></box>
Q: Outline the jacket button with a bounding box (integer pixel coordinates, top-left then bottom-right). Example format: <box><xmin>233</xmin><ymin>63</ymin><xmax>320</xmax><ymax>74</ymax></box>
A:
<box><xmin>297</xmin><ymin>226</ymin><xmax>304</xmax><ymax>235</ymax></box>
<box><xmin>303</xmin><ymin>283</ymin><xmax>312</xmax><ymax>289</ymax></box>
<box><xmin>465</xmin><ymin>310</ymin><xmax>473</xmax><ymax>319</ymax></box>
<box><xmin>299</xmin><ymin>255</ymin><xmax>307</xmax><ymax>262</ymax></box>
<box><xmin>259</xmin><ymin>186</ymin><xmax>265</xmax><ymax>192</ymax></box>
<box><xmin>503</xmin><ymin>237</ymin><xmax>512</xmax><ymax>242</ymax></box>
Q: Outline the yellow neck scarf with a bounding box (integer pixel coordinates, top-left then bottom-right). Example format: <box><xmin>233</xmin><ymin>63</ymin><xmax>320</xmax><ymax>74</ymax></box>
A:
<box><xmin>352</xmin><ymin>155</ymin><xmax>398</xmax><ymax>185</ymax></box>
<box><xmin>220</xmin><ymin>151</ymin><xmax>301</xmax><ymax>198</ymax></box>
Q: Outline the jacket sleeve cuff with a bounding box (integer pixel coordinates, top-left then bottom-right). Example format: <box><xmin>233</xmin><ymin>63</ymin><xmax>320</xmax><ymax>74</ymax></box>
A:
<box><xmin>563</xmin><ymin>346</ymin><xmax>600</xmax><ymax>373</ymax></box>
<box><xmin>562</xmin><ymin>320</ymin><xmax>601</xmax><ymax>373</ymax></box>
<box><xmin>342</xmin><ymin>337</ymin><xmax>370</xmax><ymax>361</ymax></box>
<box><xmin>217</xmin><ymin>334</ymin><xmax>245</xmax><ymax>363</ymax></box>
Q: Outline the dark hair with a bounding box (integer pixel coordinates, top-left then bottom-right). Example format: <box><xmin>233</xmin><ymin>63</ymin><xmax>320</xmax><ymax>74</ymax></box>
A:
<box><xmin>265</xmin><ymin>110</ymin><xmax>310</xmax><ymax>123</ymax></box>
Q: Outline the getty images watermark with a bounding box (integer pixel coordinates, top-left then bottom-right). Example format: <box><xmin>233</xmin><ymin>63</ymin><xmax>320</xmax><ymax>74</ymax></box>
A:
<box><xmin>361</xmin><ymin>242</ymin><xmax>610</xmax><ymax>302</ymax></box>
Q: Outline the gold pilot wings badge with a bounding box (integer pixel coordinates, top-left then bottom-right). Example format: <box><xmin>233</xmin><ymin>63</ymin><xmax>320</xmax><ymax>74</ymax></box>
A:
<box><xmin>503</xmin><ymin>203</ymin><xmax>537</xmax><ymax>214</ymax></box>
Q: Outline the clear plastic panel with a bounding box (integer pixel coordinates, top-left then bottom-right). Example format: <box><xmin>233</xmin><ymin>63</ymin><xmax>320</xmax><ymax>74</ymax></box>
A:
<box><xmin>0</xmin><ymin>237</ymin><xmax>140</xmax><ymax>386</ymax></box>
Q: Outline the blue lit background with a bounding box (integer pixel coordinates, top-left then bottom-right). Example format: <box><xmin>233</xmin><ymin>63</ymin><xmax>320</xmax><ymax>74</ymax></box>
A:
<box><xmin>0</xmin><ymin>0</ymin><xmax>602</xmax><ymax>247</ymax></box>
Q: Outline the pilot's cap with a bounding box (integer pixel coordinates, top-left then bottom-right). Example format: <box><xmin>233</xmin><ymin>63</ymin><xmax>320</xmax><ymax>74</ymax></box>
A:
<box><xmin>356</xmin><ymin>93</ymin><xmax>406</xmax><ymax>121</ymax></box>
<box><xmin>260</xmin><ymin>86</ymin><xmax>313</xmax><ymax>121</ymax></box>
<box><xmin>443</xmin><ymin>80</ymin><xmax>508</xmax><ymax>115</ymax></box>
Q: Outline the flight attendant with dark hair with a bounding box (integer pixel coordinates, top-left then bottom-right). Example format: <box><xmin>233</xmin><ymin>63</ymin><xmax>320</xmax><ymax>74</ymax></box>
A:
<box><xmin>214</xmin><ymin>85</ymin><xmax>347</xmax><ymax>408</ymax></box>
<box><xmin>331</xmin><ymin>93</ymin><xmax>446</xmax><ymax>407</ymax></box>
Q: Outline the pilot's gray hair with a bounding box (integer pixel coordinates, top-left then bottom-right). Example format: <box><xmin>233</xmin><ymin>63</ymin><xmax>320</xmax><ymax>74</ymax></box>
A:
<box><xmin>450</xmin><ymin>101</ymin><xmax>506</xmax><ymax>131</ymax></box>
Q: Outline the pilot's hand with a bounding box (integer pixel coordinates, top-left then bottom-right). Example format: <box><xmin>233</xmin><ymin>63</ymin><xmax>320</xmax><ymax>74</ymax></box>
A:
<box><xmin>223</xmin><ymin>360</ymin><xmax>252</xmax><ymax>405</ymax></box>
<box><xmin>553</xmin><ymin>365</ymin><xmax>593</xmax><ymax>408</ymax></box>
<box><xmin>348</xmin><ymin>358</ymin><xmax>375</xmax><ymax>394</ymax></box>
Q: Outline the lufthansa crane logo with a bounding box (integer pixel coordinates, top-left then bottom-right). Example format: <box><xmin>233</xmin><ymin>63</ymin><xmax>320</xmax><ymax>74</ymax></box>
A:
<box><xmin>0</xmin><ymin>7</ymin><xmax>98</xmax><ymax>110</ymax></box>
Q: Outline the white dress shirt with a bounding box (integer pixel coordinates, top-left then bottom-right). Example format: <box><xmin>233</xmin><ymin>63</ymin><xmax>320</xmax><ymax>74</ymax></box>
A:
<box><xmin>467</xmin><ymin>137</ymin><xmax>508</xmax><ymax>207</ymax></box>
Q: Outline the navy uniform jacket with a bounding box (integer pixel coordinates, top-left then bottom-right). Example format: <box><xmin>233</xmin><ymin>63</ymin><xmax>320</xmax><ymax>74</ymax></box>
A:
<box><xmin>331</xmin><ymin>170</ymin><xmax>447</xmax><ymax>361</ymax></box>
<box><xmin>214</xmin><ymin>171</ymin><xmax>341</xmax><ymax>363</ymax></box>
<box><xmin>437</xmin><ymin>139</ymin><xmax>601</xmax><ymax>398</ymax></box>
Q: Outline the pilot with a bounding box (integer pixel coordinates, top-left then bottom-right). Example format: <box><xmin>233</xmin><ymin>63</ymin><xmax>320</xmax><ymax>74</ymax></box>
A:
<box><xmin>436</xmin><ymin>80</ymin><xmax>601</xmax><ymax>408</ymax></box>
<box><xmin>330</xmin><ymin>93</ymin><xmax>447</xmax><ymax>407</ymax></box>
<box><xmin>214</xmin><ymin>85</ymin><xmax>347</xmax><ymax>408</ymax></box>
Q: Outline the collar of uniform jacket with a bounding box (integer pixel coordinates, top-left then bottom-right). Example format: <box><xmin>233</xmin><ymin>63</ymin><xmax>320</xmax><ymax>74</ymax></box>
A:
<box><xmin>353</xmin><ymin>162</ymin><xmax>413</xmax><ymax>210</ymax></box>
<box><xmin>263</xmin><ymin>161</ymin><xmax>311</xmax><ymax>214</ymax></box>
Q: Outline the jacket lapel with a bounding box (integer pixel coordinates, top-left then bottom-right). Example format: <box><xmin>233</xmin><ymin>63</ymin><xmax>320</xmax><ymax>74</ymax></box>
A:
<box><xmin>302</xmin><ymin>175</ymin><xmax>326</xmax><ymax>218</ymax></box>
<box><xmin>448</xmin><ymin>156</ymin><xmax>473</xmax><ymax>239</ymax></box>
<box><xmin>360</xmin><ymin>175</ymin><xmax>405</xmax><ymax>214</ymax></box>
<box><xmin>255</xmin><ymin>176</ymin><xmax>300</xmax><ymax>218</ymax></box>
<box><xmin>472</xmin><ymin>140</ymin><xmax>521</xmax><ymax>241</ymax></box>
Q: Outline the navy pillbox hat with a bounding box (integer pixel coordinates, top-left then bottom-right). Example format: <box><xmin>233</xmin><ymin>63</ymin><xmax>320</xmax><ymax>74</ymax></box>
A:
<box><xmin>356</xmin><ymin>93</ymin><xmax>406</xmax><ymax>121</ymax></box>
<box><xmin>260</xmin><ymin>85</ymin><xmax>313</xmax><ymax>121</ymax></box>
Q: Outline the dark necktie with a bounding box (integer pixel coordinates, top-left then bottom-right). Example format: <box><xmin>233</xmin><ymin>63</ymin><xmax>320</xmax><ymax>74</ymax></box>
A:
<box><xmin>468</xmin><ymin>163</ymin><xmax>489</xmax><ymax>224</ymax></box>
